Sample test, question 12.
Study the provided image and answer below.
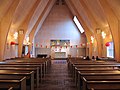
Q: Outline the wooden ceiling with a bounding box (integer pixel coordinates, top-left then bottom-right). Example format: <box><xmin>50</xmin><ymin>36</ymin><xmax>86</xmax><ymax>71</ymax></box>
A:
<box><xmin>0</xmin><ymin>0</ymin><xmax>120</xmax><ymax>37</ymax></box>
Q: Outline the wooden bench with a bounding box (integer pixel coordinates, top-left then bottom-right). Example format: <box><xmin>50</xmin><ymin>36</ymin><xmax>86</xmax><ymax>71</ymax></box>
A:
<box><xmin>72</xmin><ymin>64</ymin><xmax>119</xmax><ymax>80</ymax></box>
<box><xmin>74</xmin><ymin>67</ymin><xmax>118</xmax><ymax>86</ymax></box>
<box><xmin>15</xmin><ymin>60</ymin><xmax>49</xmax><ymax>74</ymax></box>
<box><xmin>67</xmin><ymin>58</ymin><xmax>119</xmax><ymax>72</ymax></box>
<box><xmin>78</xmin><ymin>70</ymin><xmax>120</xmax><ymax>90</ymax></box>
<box><xmin>0</xmin><ymin>64</ymin><xmax>43</xmax><ymax>82</ymax></box>
<box><xmin>8</xmin><ymin>87</ymin><xmax>13</xmax><ymax>90</ymax></box>
<box><xmin>16</xmin><ymin>62</ymin><xmax>47</xmax><ymax>76</ymax></box>
<box><xmin>0</xmin><ymin>67</ymin><xmax>39</xmax><ymax>88</ymax></box>
<box><xmin>0</xmin><ymin>75</ymin><xmax>26</xmax><ymax>90</ymax></box>
<box><xmin>82</xmin><ymin>76</ymin><xmax>120</xmax><ymax>90</ymax></box>
<box><xmin>0</xmin><ymin>70</ymin><xmax>34</xmax><ymax>90</ymax></box>
<box><xmin>67</xmin><ymin>58</ymin><xmax>120</xmax><ymax>90</ymax></box>
<box><xmin>73</xmin><ymin>64</ymin><xmax>120</xmax><ymax>78</ymax></box>
<box><xmin>0</xmin><ymin>58</ymin><xmax>51</xmax><ymax>89</ymax></box>
<box><xmin>10</xmin><ymin>58</ymin><xmax>50</xmax><ymax>73</ymax></box>
<box><xmin>67</xmin><ymin>59</ymin><xmax>119</xmax><ymax>75</ymax></box>
<box><xmin>4</xmin><ymin>58</ymin><xmax>49</xmax><ymax>74</ymax></box>
<box><xmin>5</xmin><ymin>61</ymin><xmax>46</xmax><ymax>77</ymax></box>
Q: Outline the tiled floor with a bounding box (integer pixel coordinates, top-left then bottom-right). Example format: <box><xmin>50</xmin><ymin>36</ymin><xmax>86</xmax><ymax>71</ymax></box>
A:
<box><xmin>36</xmin><ymin>60</ymin><xmax>77</xmax><ymax>90</ymax></box>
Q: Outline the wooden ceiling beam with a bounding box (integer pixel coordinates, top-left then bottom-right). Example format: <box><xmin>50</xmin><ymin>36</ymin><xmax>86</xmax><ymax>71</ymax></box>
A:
<box><xmin>29</xmin><ymin>0</ymin><xmax>56</xmax><ymax>52</ymax></box>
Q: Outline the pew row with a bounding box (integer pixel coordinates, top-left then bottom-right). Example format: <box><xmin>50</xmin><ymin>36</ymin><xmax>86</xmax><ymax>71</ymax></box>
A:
<box><xmin>78</xmin><ymin>70</ymin><xmax>120</xmax><ymax>90</ymax></box>
<box><xmin>0</xmin><ymin>58</ymin><xmax>51</xmax><ymax>90</ymax></box>
<box><xmin>83</xmin><ymin>76</ymin><xmax>120</xmax><ymax>90</ymax></box>
<box><xmin>8</xmin><ymin>87</ymin><xmax>13</xmax><ymax>90</ymax></box>
<box><xmin>0</xmin><ymin>67</ymin><xmax>39</xmax><ymax>88</ymax></box>
<box><xmin>0</xmin><ymin>75</ymin><xmax>26</xmax><ymax>90</ymax></box>
<box><xmin>0</xmin><ymin>70</ymin><xmax>34</xmax><ymax>90</ymax></box>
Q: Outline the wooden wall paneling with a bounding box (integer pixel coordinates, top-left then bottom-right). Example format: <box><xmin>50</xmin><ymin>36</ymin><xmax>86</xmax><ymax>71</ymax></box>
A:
<box><xmin>0</xmin><ymin>0</ymin><xmax>20</xmax><ymax>60</ymax></box>
<box><xmin>99</xmin><ymin>0</ymin><xmax>120</xmax><ymax>61</ymax></box>
<box><xmin>0</xmin><ymin>0</ymin><xmax>14</xmax><ymax>21</ymax></box>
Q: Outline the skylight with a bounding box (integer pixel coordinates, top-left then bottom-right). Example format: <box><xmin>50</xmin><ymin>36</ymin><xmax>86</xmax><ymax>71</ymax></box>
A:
<box><xmin>73</xmin><ymin>16</ymin><xmax>84</xmax><ymax>33</ymax></box>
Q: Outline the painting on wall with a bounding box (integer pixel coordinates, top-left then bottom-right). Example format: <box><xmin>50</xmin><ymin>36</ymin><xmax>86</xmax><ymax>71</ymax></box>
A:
<box><xmin>50</xmin><ymin>40</ymin><xmax>70</xmax><ymax>46</ymax></box>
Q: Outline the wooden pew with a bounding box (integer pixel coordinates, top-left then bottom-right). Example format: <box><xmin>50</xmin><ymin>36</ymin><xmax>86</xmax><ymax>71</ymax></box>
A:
<box><xmin>78</xmin><ymin>70</ymin><xmax>120</xmax><ymax>90</ymax></box>
<box><xmin>0</xmin><ymin>64</ymin><xmax>43</xmax><ymax>82</ymax></box>
<box><xmin>0</xmin><ymin>75</ymin><xmax>26</xmax><ymax>90</ymax></box>
<box><xmin>68</xmin><ymin>58</ymin><xmax>119</xmax><ymax>74</ymax></box>
<box><xmin>82</xmin><ymin>76</ymin><xmax>120</xmax><ymax>90</ymax></box>
<box><xmin>0</xmin><ymin>58</ymin><xmax>51</xmax><ymax>89</ymax></box>
<box><xmin>90</xmin><ymin>88</ymin><xmax>94</xmax><ymax>90</ymax></box>
<box><xmin>67</xmin><ymin>58</ymin><xmax>120</xmax><ymax>90</ymax></box>
<box><xmin>17</xmin><ymin>59</ymin><xmax>49</xmax><ymax>74</ymax></box>
<box><xmin>4</xmin><ymin>58</ymin><xmax>49</xmax><ymax>75</ymax></box>
<box><xmin>0</xmin><ymin>70</ymin><xmax>34</xmax><ymax>90</ymax></box>
<box><xmin>5</xmin><ymin>61</ymin><xmax>46</xmax><ymax>77</ymax></box>
<box><xmin>9</xmin><ymin>58</ymin><xmax>50</xmax><ymax>73</ymax></box>
<box><xmin>14</xmin><ymin>62</ymin><xmax>46</xmax><ymax>76</ymax></box>
<box><xmin>69</xmin><ymin>60</ymin><xmax>118</xmax><ymax>73</ymax></box>
<box><xmin>0</xmin><ymin>67</ymin><xmax>39</xmax><ymax>88</ymax></box>
<box><xmin>16</xmin><ymin>58</ymin><xmax>50</xmax><ymax>74</ymax></box>
<box><xmin>72</xmin><ymin>64</ymin><xmax>119</xmax><ymax>80</ymax></box>
<box><xmin>8</xmin><ymin>87</ymin><xmax>13</xmax><ymax>90</ymax></box>
<box><xmin>73</xmin><ymin>64</ymin><xmax>120</xmax><ymax>78</ymax></box>
<box><xmin>74</xmin><ymin>67</ymin><xmax>118</xmax><ymax>86</ymax></box>
<box><xmin>67</xmin><ymin>58</ymin><xmax>119</xmax><ymax>72</ymax></box>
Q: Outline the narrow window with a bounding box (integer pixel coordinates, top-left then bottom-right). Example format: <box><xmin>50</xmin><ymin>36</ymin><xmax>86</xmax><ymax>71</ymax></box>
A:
<box><xmin>73</xmin><ymin>16</ymin><xmax>84</xmax><ymax>33</ymax></box>
<box><xmin>107</xmin><ymin>42</ymin><xmax>114</xmax><ymax>58</ymax></box>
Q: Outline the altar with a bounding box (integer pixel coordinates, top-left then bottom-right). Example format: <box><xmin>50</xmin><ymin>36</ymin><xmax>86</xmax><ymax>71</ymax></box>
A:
<box><xmin>54</xmin><ymin>52</ymin><xmax>66</xmax><ymax>58</ymax></box>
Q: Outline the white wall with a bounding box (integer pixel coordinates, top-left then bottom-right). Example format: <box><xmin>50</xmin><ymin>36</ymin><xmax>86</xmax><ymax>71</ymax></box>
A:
<box><xmin>35</xmin><ymin>48</ymin><xmax>51</xmax><ymax>57</ymax></box>
<box><xmin>35</xmin><ymin>4</ymin><xmax>87</xmax><ymax>57</ymax></box>
<box><xmin>4</xmin><ymin>45</ymin><xmax>18</xmax><ymax>59</ymax></box>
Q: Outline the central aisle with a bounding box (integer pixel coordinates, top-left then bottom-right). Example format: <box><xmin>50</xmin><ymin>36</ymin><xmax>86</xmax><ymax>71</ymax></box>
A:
<box><xmin>36</xmin><ymin>60</ymin><xmax>77</xmax><ymax>90</ymax></box>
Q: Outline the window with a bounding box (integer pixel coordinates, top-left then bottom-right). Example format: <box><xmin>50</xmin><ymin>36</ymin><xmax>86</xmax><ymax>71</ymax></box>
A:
<box><xmin>107</xmin><ymin>42</ymin><xmax>114</xmax><ymax>58</ymax></box>
<box><xmin>73</xmin><ymin>16</ymin><xmax>84</xmax><ymax>33</ymax></box>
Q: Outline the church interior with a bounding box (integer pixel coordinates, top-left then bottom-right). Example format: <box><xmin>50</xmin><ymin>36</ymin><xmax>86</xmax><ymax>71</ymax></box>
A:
<box><xmin>0</xmin><ymin>0</ymin><xmax>120</xmax><ymax>90</ymax></box>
